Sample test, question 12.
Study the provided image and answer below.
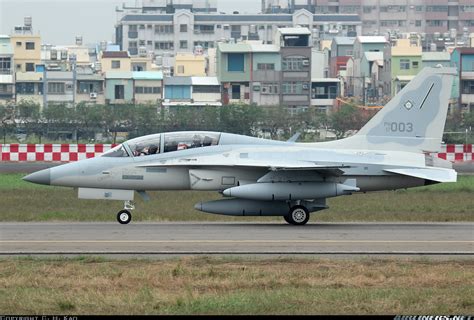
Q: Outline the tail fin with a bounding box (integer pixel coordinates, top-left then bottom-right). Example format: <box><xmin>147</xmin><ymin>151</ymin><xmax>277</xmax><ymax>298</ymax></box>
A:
<box><xmin>316</xmin><ymin>67</ymin><xmax>456</xmax><ymax>153</ymax></box>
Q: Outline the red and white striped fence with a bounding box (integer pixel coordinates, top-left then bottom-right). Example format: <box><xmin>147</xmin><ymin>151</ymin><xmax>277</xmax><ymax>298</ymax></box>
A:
<box><xmin>0</xmin><ymin>144</ymin><xmax>473</xmax><ymax>163</ymax></box>
<box><xmin>0</xmin><ymin>144</ymin><xmax>116</xmax><ymax>162</ymax></box>
<box><xmin>435</xmin><ymin>144</ymin><xmax>473</xmax><ymax>162</ymax></box>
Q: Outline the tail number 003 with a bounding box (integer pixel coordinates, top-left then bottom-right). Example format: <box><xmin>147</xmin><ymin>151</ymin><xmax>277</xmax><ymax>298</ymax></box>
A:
<box><xmin>384</xmin><ymin>122</ymin><xmax>414</xmax><ymax>133</ymax></box>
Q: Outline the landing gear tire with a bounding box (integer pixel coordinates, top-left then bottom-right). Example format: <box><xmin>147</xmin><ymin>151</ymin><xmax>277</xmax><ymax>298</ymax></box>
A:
<box><xmin>284</xmin><ymin>206</ymin><xmax>310</xmax><ymax>226</ymax></box>
<box><xmin>117</xmin><ymin>210</ymin><xmax>132</xmax><ymax>225</ymax></box>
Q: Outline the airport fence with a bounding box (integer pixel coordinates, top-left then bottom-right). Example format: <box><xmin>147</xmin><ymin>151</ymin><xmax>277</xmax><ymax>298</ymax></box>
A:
<box><xmin>0</xmin><ymin>144</ymin><xmax>473</xmax><ymax>163</ymax></box>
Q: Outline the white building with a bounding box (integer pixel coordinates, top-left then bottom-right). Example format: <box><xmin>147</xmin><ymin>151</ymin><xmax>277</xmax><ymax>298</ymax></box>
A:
<box><xmin>115</xmin><ymin>3</ymin><xmax>362</xmax><ymax>65</ymax></box>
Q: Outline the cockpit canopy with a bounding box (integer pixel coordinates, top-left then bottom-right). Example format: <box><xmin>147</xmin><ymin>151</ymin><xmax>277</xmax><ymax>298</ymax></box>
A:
<box><xmin>102</xmin><ymin>132</ymin><xmax>221</xmax><ymax>158</ymax></box>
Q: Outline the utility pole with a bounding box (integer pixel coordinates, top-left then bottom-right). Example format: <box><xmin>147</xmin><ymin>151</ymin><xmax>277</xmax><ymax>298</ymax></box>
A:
<box><xmin>362</xmin><ymin>73</ymin><xmax>366</xmax><ymax>107</ymax></box>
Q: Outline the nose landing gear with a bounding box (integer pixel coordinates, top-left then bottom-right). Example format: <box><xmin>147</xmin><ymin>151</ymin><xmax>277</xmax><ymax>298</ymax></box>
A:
<box><xmin>117</xmin><ymin>201</ymin><xmax>135</xmax><ymax>225</ymax></box>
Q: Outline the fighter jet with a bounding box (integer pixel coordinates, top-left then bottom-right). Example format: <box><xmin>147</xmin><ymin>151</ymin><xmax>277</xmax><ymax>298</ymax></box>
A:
<box><xmin>24</xmin><ymin>67</ymin><xmax>457</xmax><ymax>225</ymax></box>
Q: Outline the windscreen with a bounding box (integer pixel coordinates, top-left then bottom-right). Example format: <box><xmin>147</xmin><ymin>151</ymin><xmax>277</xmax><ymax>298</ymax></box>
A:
<box><xmin>101</xmin><ymin>145</ymin><xmax>129</xmax><ymax>158</ymax></box>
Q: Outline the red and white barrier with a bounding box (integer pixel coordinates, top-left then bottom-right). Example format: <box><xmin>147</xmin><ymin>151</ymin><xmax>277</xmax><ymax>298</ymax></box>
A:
<box><xmin>0</xmin><ymin>144</ymin><xmax>116</xmax><ymax>162</ymax></box>
<box><xmin>0</xmin><ymin>144</ymin><xmax>472</xmax><ymax>163</ymax></box>
<box><xmin>435</xmin><ymin>144</ymin><xmax>473</xmax><ymax>162</ymax></box>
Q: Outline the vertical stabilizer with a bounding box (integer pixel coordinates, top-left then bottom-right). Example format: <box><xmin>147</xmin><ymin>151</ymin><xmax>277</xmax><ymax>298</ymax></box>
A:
<box><xmin>311</xmin><ymin>67</ymin><xmax>456</xmax><ymax>153</ymax></box>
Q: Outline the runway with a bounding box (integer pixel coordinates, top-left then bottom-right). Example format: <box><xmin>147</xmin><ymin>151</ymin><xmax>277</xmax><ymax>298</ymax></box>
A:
<box><xmin>0</xmin><ymin>222</ymin><xmax>473</xmax><ymax>258</ymax></box>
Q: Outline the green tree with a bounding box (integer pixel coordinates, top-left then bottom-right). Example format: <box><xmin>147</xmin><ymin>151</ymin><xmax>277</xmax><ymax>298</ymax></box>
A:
<box><xmin>330</xmin><ymin>104</ymin><xmax>363</xmax><ymax>139</ymax></box>
<box><xmin>16</xmin><ymin>100</ymin><xmax>41</xmax><ymax>141</ymax></box>
<box><xmin>0</xmin><ymin>103</ymin><xmax>16</xmax><ymax>143</ymax></box>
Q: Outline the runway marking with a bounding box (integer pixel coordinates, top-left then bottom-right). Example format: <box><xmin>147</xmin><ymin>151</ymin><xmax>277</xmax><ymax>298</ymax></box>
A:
<box><xmin>1</xmin><ymin>240</ymin><xmax>473</xmax><ymax>244</ymax></box>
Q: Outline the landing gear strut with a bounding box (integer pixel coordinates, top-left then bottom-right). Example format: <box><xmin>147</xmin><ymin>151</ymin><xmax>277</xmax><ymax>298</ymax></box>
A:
<box><xmin>284</xmin><ymin>205</ymin><xmax>310</xmax><ymax>226</ymax></box>
<box><xmin>117</xmin><ymin>201</ymin><xmax>135</xmax><ymax>225</ymax></box>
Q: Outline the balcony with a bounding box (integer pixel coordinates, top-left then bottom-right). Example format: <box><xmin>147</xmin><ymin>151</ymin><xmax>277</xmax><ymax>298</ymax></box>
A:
<box><xmin>461</xmin><ymin>94</ymin><xmax>474</xmax><ymax>104</ymax></box>
<box><xmin>462</xmin><ymin>72</ymin><xmax>474</xmax><ymax>80</ymax></box>
<box><xmin>128</xmin><ymin>31</ymin><xmax>138</xmax><ymax>39</ymax></box>
<box><xmin>0</xmin><ymin>69</ymin><xmax>12</xmax><ymax>75</ymax></box>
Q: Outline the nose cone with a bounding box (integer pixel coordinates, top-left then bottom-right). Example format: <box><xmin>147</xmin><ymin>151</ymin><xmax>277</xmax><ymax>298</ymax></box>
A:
<box><xmin>23</xmin><ymin>169</ymin><xmax>51</xmax><ymax>186</ymax></box>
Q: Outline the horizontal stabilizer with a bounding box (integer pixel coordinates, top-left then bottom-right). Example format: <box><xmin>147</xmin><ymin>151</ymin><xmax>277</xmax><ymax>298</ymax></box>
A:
<box><xmin>384</xmin><ymin>168</ymin><xmax>457</xmax><ymax>183</ymax></box>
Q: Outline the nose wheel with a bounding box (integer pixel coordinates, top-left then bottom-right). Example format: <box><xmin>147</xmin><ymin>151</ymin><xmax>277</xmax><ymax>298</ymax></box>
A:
<box><xmin>284</xmin><ymin>206</ymin><xmax>310</xmax><ymax>226</ymax></box>
<box><xmin>117</xmin><ymin>200</ymin><xmax>135</xmax><ymax>225</ymax></box>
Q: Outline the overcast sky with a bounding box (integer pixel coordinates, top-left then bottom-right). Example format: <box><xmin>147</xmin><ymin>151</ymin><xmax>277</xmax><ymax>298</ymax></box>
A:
<box><xmin>0</xmin><ymin>0</ymin><xmax>261</xmax><ymax>44</ymax></box>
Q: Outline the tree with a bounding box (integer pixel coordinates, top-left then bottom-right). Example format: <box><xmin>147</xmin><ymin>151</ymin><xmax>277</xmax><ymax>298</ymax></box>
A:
<box><xmin>16</xmin><ymin>100</ymin><xmax>41</xmax><ymax>141</ymax></box>
<box><xmin>0</xmin><ymin>103</ymin><xmax>15</xmax><ymax>144</ymax></box>
<box><xmin>330</xmin><ymin>104</ymin><xmax>363</xmax><ymax>139</ymax></box>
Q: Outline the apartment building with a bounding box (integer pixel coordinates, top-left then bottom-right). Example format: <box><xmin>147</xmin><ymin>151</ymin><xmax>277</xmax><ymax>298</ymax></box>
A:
<box><xmin>115</xmin><ymin>3</ymin><xmax>361</xmax><ymax>65</ymax></box>
<box><xmin>350</xmin><ymin>36</ymin><xmax>387</xmax><ymax>98</ymax></box>
<box><xmin>451</xmin><ymin>48</ymin><xmax>474</xmax><ymax>113</ymax></box>
<box><xmin>329</xmin><ymin>36</ymin><xmax>355</xmax><ymax>77</ymax></box>
<box><xmin>382</xmin><ymin>38</ymin><xmax>423</xmax><ymax>96</ymax></box>
<box><xmin>163</xmin><ymin>76</ymin><xmax>221</xmax><ymax>107</ymax></box>
<box><xmin>174</xmin><ymin>53</ymin><xmax>207</xmax><ymax>76</ymax></box>
<box><xmin>0</xmin><ymin>35</ymin><xmax>15</xmax><ymax>103</ymax></box>
<box><xmin>263</xmin><ymin>0</ymin><xmax>474</xmax><ymax>41</ymax></box>
<box><xmin>217</xmin><ymin>28</ymin><xmax>314</xmax><ymax>110</ymax></box>
<box><xmin>10</xmin><ymin>32</ymin><xmax>41</xmax><ymax>73</ymax></box>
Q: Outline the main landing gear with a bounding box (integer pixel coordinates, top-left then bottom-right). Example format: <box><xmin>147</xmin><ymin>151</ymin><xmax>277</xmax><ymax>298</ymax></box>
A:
<box><xmin>117</xmin><ymin>201</ymin><xmax>135</xmax><ymax>225</ymax></box>
<box><xmin>284</xmin><ymin>205</ymin><xmax>310</xmax><ymax>226</ymax></box>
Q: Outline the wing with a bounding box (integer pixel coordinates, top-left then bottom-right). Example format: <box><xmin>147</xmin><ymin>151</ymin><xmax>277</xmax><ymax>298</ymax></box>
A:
<box><xmin>136</xmin><ymin>154</ymin><xmax>349</xmax><ymax>177</ymax></box>
<box><xmin>384</xmin><ymin>167</ymin><xmax>457</xmax><ymax>183</ymax></box>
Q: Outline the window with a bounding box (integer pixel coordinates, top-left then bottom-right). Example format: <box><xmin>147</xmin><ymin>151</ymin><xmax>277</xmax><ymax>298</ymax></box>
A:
<box><xmin>79</xmin><ymin>82</ymin><xmax>101</xmax><ymax>94</ymax></box>
<box><xmin>180</xmin><ymin>41</ymin><xmax>188</xmax><ymax>49</ymax></box>
<box><xmin>129</xmin><ymin>25</ymin><xmax>138</xmax><ymax>32</ymax></box>
<box><xmin>416</xmin><ymin>20</ymin><xmax>422</xmax><ymax>27</ymax></box>
<box><xmin>232</xmin><ymin>85</ymin><xmax>240</xmax><ymax>99</ymax></box>
<box><xmin>282</xmin><ymin>56</ymin><xmax>307</xmax><ymax>71</ymax></box>
<box><xmin>163</xmin><ymin>132</ymin><xmax>220</xmax><ymax>153</ymax></box>
<box><xmin>111</xmin><ymin>60</ymin><xmax>121</xmax><ymax>69</ymax></box>
<box><xmin>155</xmin><ymin>25</ymin><xmax>174</xmax><ymax>33</ymax></box>
<box><xmin>282</xmin><ymin>82</ymin><xmax>305</xmax><ymax>94</ymax></box>
<box><xmin>400</xmin><ymin>59</ymin><xmax>410</xmax><ymax>70</ymax></box>
<box><xmin>427</xmin><ymin>20</ymin><xmax>444</xmax><ymax>27</ymax></box>
<box><xmin>115</xmin><ymin>85</ymin><xmax>125</xmax><ymax>99</ymax></box>
<box><xmin>180</xmin><ymin>24</ymin><xmax>187</xmax><ymax>32</ymax></box>
<box><xmin>25</xmin><ymin>42</ymin><xmax>35</xmax><ymax>50</ymax></box>
<box><xmin>154</xmin><ymin>42</ymin><xmax>174</xmax><ymax>50</ymax></box>
<box><xmin>257</xmin><ymin>63</ymin><xmax>275</xmax><ymax>71</ymax></box>
<box><xmin>0</xmin><ymin>57</ymin><xmax>11</xmax><ymax>72</ymax></box>
<box><xmin>16</xmin><ymin>42</ymin><xmax>22</xmax><ymax>47</ymax></box>
<box><xmin>25</xmin><ymin>63</ymin><xmax>35</xmax><ymax>72</ymax></box>
<box><xmin>135</xmin><ymin>86</ymin><xmax>161</xmax><ymax>94</ymax></box>
<box><xmin>102</xmin><ymin>145</ymin><xmax>129</xmax><ymax>158</ymax></box>
<box><xmin>16</xmin><ymin>83</ymin><xmax>35</xmax><ymax>94</ymax></box>
<box><xmin>194</xmin><ymin>25</ymin><xmax>214</xmax><ymax>34</ymax></box>
<box><xmin>261</xmin><ymin>83</ymin><xmax>279</xmax><ymax>95</ymax></box>
<box><xmin>177</xmin><ymin>65</ymin><xmax>185</xmax><ymax>74</ymax></box>
<box><xmin>48</xmin><ymin>82</ymin><xmax>65</xmax><ymax>94</ymax></box>
<box><xmin>194</xmin><ymin>41</ymin><xmax>214</xmax><ymax>49</ymax></box>
<box><xmin>0</xmin><ymin>84</ymin><xmax>9</xmax><ymax>94</ymax></box>
<box><xmin>462</xmin><ymin>80</ymin><xmax>474</xmax><ymax>94</ymax></box>
<box><xmin>412</xmin><ymin>61</ymin><xmax>419</xmax><ymax>68</ymax></box>
<box><xmin>228</xmin><ymin>53</ymin><xmax>245</xmax><ymax>72</ymax></box>
<box><xmin>426</xmin><ymin>6</ymin><xmax>448</xmax><ymax>12</ymax></box>
<box><xmin>312</xmin><ymin>84</ymin><xmax>338</xmax><ymax>99</ymax></box>
<box><xmin>193</xmin><ymin>85</ymin><xmax>220</xmax><ymax>93</ymax></box>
